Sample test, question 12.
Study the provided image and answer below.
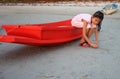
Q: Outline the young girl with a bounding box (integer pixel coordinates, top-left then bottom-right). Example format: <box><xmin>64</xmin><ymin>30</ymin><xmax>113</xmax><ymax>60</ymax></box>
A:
<box><xmin>71</xmin><ymin>11</ymin><xmax>104</xmax><ymax>48</ymax></box>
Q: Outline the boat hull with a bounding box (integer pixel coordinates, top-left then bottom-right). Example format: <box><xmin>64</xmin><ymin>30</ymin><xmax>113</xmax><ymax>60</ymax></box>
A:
<box><xmin>0</xmin><ymin>19</ymin><xmax>82</xmax><ymax>46</ymax></box>
<box><xmin>102</xmin><ymin>3</ymin><xmax>118</xmax><ymax>15</ymax></box>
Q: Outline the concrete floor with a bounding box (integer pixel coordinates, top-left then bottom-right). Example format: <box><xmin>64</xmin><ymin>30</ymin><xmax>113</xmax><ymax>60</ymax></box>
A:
<box><xmin>0</xmin><ymin>6</ymin><xmax>120</xmax><ymax>79</ymax></box>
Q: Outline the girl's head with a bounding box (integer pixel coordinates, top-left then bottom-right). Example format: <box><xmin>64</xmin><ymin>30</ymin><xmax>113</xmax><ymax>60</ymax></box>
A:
<box><xmin>91</xmin><ymin>11</ymin><xmax>104</xmax><ymax>25</ymax></box>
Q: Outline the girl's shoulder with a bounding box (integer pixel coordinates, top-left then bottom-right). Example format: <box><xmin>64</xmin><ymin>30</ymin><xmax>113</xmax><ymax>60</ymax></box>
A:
<box><xmin>79</xmin><ymin>14</ymin><xmax>92</xmax><ymax>22</ymax></box>
<box><xmin>72</xmin><ymin>13</ymin><xmax>92</xmax><ymax>23</ymax></box>
<box><xmin>73</xmin><ymin>14</ymin><xmax>91</xmax><ymax>20</ymax></box>
<box><xmin>76</xmin><ymin>14</ymin><xmax>92</xmax><ymax>17</ymax></box>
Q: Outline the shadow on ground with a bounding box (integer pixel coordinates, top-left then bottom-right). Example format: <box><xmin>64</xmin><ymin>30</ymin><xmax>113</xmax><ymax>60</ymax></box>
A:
<box><xmin>0</xmin><ymin>39</ymin><xmax>79</xmax><ymax>62</ymax></box>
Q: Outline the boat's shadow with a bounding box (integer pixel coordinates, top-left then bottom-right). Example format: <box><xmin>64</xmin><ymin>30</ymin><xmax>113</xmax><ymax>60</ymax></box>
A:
<box><xmin>0</xmin><ymin>39</ymin><xmax>79</xmax><ymax>62</ymax></box>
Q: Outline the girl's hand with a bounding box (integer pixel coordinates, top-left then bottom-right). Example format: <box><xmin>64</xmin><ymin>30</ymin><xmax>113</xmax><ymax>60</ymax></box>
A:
<box><xmin>90</xmin><ymin>43</ymin><xmax>98</xmax><ymax>48</ymax></box>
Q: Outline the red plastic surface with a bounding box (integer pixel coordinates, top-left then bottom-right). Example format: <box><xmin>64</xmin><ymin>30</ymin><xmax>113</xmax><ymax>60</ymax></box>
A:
<box><xmin>0</xmin><ymin>19</ymin><xmax>82</xmax><ymax>46</ymax></box>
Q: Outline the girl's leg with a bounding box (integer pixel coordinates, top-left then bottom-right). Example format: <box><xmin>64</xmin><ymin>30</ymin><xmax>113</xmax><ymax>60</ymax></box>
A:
<box><xmin>87</xmin><ymin>28</ymin><xmax>94</xmax><ymax>38</ymax></box>
<box><xmin>80</xmin><ymin>29</ymin><xmax>89</xmax><ymax>44</ymax></box>
<box><xmin>80</xmin><ymin>37</ymin><xmax>85</xmax><ymax>44</ymax></box>
<box><xmin>80</xmin><ymin>28</ymin><xmax>94</xmax><ymax>44</ymax></box>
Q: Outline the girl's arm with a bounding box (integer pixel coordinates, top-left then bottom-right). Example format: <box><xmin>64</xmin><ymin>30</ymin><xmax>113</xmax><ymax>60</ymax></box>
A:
<box><xmin>94</xmin><ymin>26</ymin><xmax>99</xmax><ymax>45</ymax></box>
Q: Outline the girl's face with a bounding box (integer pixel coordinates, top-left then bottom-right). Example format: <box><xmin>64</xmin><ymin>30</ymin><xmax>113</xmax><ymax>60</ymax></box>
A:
<box><xmin>92</xmin><ymin>17</ymin><xmax>101</xmax><ymax>25</ymax></box>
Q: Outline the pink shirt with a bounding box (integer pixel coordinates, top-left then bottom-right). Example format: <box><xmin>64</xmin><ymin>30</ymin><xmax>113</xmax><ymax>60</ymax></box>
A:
<box><xmin>71</xmin><ymin>14</ymin><xmax>96</xmax><ymax>28</ymax></box>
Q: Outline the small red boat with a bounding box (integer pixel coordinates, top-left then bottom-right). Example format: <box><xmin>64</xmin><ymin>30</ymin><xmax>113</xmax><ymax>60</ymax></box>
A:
<box><xmin>0</xmin><ymin>19</ymin><xmax>82</xmax><ymax>46</ymax></box>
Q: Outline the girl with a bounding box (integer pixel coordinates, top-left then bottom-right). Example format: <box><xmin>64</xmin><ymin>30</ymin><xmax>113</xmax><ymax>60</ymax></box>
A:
<box><xmin>71</xmin><ymin>11</ymin><xmax>104</xmax><ymax>48</ymax></box>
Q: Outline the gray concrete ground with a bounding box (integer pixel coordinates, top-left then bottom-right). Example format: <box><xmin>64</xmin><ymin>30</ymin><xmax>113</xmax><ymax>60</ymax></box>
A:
<box><xmin>0</xmin><ymin>6</ymin><xmax>120</xmax><ymax>79</ymax></box>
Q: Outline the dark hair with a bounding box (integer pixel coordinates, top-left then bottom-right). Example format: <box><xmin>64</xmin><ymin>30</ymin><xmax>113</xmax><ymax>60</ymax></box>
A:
<box><xmin>93</xmin><ymin>11</ymin><xmax>104</xmax><ymax>31</ymax></box>
<box><xmin>93</xmin><ymin>11</ymin><xmax>104</xmax><ymax>20</ymax></box>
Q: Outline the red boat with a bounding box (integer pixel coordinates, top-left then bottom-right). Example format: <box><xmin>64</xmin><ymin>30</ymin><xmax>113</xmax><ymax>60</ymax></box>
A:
<box><xmin>0</xmin><ymin>19</ymin><xmax>82</xmax><ymax>46</ymax></box>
